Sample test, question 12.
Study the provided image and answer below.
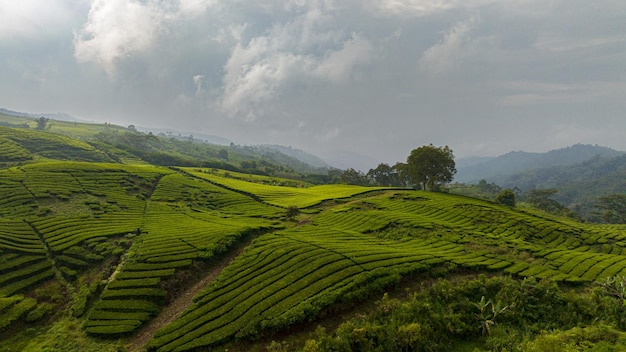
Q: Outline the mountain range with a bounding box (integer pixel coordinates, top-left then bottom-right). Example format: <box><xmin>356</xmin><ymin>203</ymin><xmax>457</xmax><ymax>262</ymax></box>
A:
<box><xmin>455</xmin><ymin>144</ymin><xmax>625</xmax><ymax>184</ymax></box>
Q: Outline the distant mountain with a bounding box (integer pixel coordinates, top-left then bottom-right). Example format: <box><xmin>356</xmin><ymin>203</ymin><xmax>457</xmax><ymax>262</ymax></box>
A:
<box><xmin>455</xmin><ymin>156</ymin><xmax>494</xmax><ymax>170</ymax></box>
<box><xmin>0</xmin><ymin>107</ymin><xmax>80</xmax><ymax>122</ymax></box>
<box><xmin>498</xmin><ymin>154</ymin><xmax>626</xmax><ymax>219</ymax></box>
<box><xmin>455</xmin><ymin>144</ymin><xmax>625</xmax><ymax>184</ymax></box>
<box><xmin>260</xmin><ymin>145</ymin><xmax>330</xmax><ymax>169</ymax></box>
<box><xmin>138</xmin><ymin>126</ymin><xmax>233</xmax><ymax>146</ymax></box>
<box><xmin>318</xmin><ymin>149</ymin><xmax>380</xmax><ymax>172</ymax></box>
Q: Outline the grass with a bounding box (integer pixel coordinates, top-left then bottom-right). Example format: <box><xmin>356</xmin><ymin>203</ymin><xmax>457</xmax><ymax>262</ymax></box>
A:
<box><xmin>185</xmin><ymin>167</ymin><xmax>389</xmax><ymax>208</ymax></box>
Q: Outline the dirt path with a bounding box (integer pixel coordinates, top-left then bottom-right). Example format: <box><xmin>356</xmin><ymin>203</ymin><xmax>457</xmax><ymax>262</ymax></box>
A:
<box><xmin>126</xmin><ymin>240</ymin><xmax>251</xmax><ymax>351</ymax></box>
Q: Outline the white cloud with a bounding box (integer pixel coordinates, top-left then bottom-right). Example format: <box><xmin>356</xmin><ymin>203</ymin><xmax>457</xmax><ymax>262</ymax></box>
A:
<box><xmin>314</xmin><ymin>33</ymin><xmax>374</xmax><ymax>83</ymax></box>
<box><xmin>178</xmin><ymin>0</ymin><xmax>217</xmax><ymax>18</ymax></box>
<box><xmin>371</xmin><ymin>0</ymin><xmax>496</xmax><ymax>17</ymax></box>
<box><xmin>73</xmin><ymin>0</ymin><xmax>165</xmax><ymax>75</ymax></box>
<box><xmin>0</xmin><ymin>0</ymin><xmax>75</xmax><ymax>41</ymax></box>
<box><xmin>193</xmin><ymin>75</ymin><xmax>205</xmax><ymax>96</ymax></box>
<box><xmin>419</xmin><ymin>16</ymin><xmax>477</xmax><ymax>75</ymax></box>
<box><xmin>219</xmin><ymin>2</ymin><xmax>374</xmax><ymax>119</ymax></box>
<box><xmin>73</xmin><ymin>0</ymin><xmax>216</xmax><ymax>75</ymax></box>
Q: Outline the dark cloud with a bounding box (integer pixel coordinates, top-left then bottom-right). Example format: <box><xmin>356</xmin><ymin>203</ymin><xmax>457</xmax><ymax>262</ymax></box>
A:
<box><xmin>1</xmin><ymin>0</ymin><xmax>625</xmax><ymax>170</ymax></box>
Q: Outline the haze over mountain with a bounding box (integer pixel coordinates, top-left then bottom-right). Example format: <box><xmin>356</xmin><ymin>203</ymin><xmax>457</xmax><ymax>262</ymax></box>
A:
<box><xmin>0</xmin><ymin>108</ymin><xmax>80</xmax><ymax>123</ymax></box>
<box><xmin>455</xmin><ymin>144</ymin><xmax>625</xmax><ymax>184</ymax></box>
<box><xmin>1</xmin><ymin>0</ymin><xmax>625</xmax><ymax>169</ymax></box>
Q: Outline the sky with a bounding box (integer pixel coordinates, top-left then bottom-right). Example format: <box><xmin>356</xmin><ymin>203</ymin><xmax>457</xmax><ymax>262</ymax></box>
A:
<box><xmin>1</xmin><ymin>0</ymin><xmax>625</xmax><ymax>170</ymax></box>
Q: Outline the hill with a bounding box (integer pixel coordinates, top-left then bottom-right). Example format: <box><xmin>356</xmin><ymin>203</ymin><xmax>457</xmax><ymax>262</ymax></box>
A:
<box><xmin>455</xmin><ymin>144</ymin><xmax>625</xmax><ymax>184</ymax></box>
<box><xmin>497</xmin><ymin>154</ymin><xmax>626</xmax><ymax>218</ymax></box>
<box><xmin>259</xmin><ymin>144</ymin><xmax>330</xmax><ymax>169</ymax></box>
<box><xmin>0</xmin><ymin>108</ymin><xmax>80</xmax><ymax>122</ymax></box>
<box><xmin>2</xmin><ymin>124</ymin><xmax>626</xmax><ymax>351</ymax></box>
<box><xmin>0</xmin><ymin>113</ymin><xmax>328</xmax><ymax>177</ymax></box>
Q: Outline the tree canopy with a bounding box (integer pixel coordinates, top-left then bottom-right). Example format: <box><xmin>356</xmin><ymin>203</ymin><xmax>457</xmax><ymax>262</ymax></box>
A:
<box><xmin>495</xmin><ymin>189</ymin><xmax>516</xmax><ymax>207</ymax></box>
<box><xmin>340</xmin><ymin>168</ymin><xmax>367</xmax><ymax>185</ymax></box>
<box><xmin>595</xmin><ymin>194</ymin><xmax>626</xmax><ymax>223</ymax></box>
<box><xmin>366</xmin><ymin>163</ymin><xmax>408</xmax><ymax>187</ymax></box>
<box><xmin>406</xmin><ymin>144</ymin><xmax>456</xmax><ymax>191</ymax></box>
<box><xmin>36</xmin><ymin>116</ymin><xmax>49</xmax><ymax>130</ymax></box>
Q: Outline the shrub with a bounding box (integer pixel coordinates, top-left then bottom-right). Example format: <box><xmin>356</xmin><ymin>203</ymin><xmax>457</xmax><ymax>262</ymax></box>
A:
<box><xmin>26</xmin><ymin>302</ymin><xmax>54</xmax><ymax>322</ymax></box>
<box><xmin>285</xmin><ymin>206</ymin><xmax>300</xmax><ymax>221</ymax></box>
<box><xmin>495</xmin><ymin>189</ymin><xmax>516</xmax><ymax>207</ymax></box>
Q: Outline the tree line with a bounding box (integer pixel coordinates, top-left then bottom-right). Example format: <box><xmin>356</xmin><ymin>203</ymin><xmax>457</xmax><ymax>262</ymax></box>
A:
<box><xmin>339</xmin><ymin>144</ymin><xmax>456</xmax><ymax>191</ymax></box>
<box><xmin>338</xmin><ymin>144</ymin><xmax>625</xmax><ymax>224</ymax></box>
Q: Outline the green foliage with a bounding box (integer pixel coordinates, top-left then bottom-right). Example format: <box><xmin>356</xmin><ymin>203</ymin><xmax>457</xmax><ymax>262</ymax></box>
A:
<box><xmin>479</xmin><ymin>152</ymin><xmax>626</xmax><ymax>220</ymax></box>
<box><xmin>521</xmin><ymin>325</ymin><xmax>626</xmax><ymax>352</ymax></box>
<box><xmin>340</xmin><ymin>168</ymin><xmax>367</xmax><ymax>185</ymax></box>
<box><xmin>473</xmin><ymin>296</ymin><xmax>511</xmax><ymax>335</ymax></box>
<box><xmin>495</xmin><ymin>189</ymin><xmax>516</xmax><ymax>207</ymax></box>
<box><xmin>406</xmin><ymin>144</ymin><xmax>456</xmax><ymax>191</ymax></box>
<box><xmin>300</xmin><ymin>276</ymin><xmax>626</xmax><ymax>352</ymax></box>
<box><xmin>36</xmin><ymin>117</ymin><xmax>48</xmax><ymax>131</ymax></box>
<box><xmin>72</xmin><ymin>283</ymin><xmax>96</xmax><ymax>318</ymax></box>
<box><xmin>18</xmin><ymin>317</ymin><xmax>126</xmax><ymax>352</ymax></box>
<box><xmin>595</xmin><ymin>194</ymin><xmax>626</xmax><ymax>224</ymax></box>
<box><xmin>26</xmin><ymin>302</ymin><xmax>54</xmax><ymax>322</ymax></box>
<box><xmin>527</xmin><ymin>189</ymin><xmax>562</xmax><ymax>212</ymax></box>
<box><xmin>365</xmin><ymin>163</ymin><xmax>410</xmax><ymax>187</ymax></box>
<box><xmin>0</xmin><ymin>296</ymin><xmax>37</xmax><ymax>330</ymax></box>
<box><xmin>285</xmin><ymin>205</ymin><xmax>300</xmax><ymax>221</ymax></box>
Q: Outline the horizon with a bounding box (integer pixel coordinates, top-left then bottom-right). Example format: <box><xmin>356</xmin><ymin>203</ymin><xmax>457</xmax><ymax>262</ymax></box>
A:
<box><xmin>3</xmin><ymin>107</ymin><xmax>624</xmax><ymax>173</ymax></box>
<box><xmin>1</xmin><ymin>1</ymin><xmax>625</xmax><ymax>170</ymax></box>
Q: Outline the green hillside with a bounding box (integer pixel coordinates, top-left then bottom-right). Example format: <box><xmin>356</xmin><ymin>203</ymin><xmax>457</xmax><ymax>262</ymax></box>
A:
<box><xmin>0</xmin><ymin>113</ymin><xmax>327</xmax><ymax>177</ymax></box>
<box><xmin>1</xmin><ymin>123</ymin><xmax>626</xmax><ymax>351</ymax></box>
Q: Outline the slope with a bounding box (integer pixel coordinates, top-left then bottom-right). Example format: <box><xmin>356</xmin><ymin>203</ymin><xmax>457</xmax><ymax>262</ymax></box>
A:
<box><xmin>456</xmin><ymin>144</ymin><xmax>624</xmax><ymax>183</ymax></box>
<box><xmin>0</xmin><ymin>113</ymin><xmax>328</xmax><ymax>177</ymax></box>
<box><xmin>1</xmin><ymin>128</ymin><xmax>626</xmax><ymax>351</ymax></box>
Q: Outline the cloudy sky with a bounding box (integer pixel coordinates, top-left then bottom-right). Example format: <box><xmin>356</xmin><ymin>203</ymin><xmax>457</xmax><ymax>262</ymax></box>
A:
<box><xmin>1</xmin><ymin>0</ymin><xmax>625</xmax><ymax>169</ymax></box>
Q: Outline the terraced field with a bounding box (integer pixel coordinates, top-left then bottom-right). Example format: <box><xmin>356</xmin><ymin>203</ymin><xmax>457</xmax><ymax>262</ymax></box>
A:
<box><xmin>1</xmin><ymin>146</ymin><xmax>626</xmax><ymax>351</ymax></box>
<box><xmin>147</xmin><ymin>191</ymin><xmax>626</xmax><ymax>351</ymax></box>
<box><xmin>183</xmin><ymin>167</ymin><xmax>387</xmax><ymax>208</ymax></box>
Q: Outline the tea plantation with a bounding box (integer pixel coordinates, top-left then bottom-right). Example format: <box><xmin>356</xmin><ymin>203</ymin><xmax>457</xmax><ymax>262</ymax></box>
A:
<box><xmin>1</xmin><ymin>124</ymin><xmax>626</xmax><ymax>351</ymax></box>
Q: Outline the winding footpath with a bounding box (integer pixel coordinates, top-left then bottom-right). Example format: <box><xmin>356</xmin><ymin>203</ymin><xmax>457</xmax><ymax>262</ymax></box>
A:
<box><xmin>127</xmin><ymin>240</ymin><xmax>251</xmax><ymax>351</ymax></box>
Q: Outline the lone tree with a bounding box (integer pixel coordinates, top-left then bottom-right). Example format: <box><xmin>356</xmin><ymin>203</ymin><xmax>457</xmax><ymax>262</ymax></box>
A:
<box><xmin>406</xmin><ymin>144</ymin><xmax>456</xmax><ymax>191</ymax></box>
<box><xmin>527</xmin><ymin>189</ymin><xmax>562</xmax><ymax>213</ymax></box>
<box><xmin>285</xmin><ymin>205</ymin><xmax>300</xmax><ymax>221</ymax></box>
<box><xmin>495</xmin><ymin>189</ymin><xmax>516</xmax><ymax>207</ymax></box>
<box><xmin>36</xmin><ymin>116</ymin><xmax>48</xmax><ymax>130</ymax></box>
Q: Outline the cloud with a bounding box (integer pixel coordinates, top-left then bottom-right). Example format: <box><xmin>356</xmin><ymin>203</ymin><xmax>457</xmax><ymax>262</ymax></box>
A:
<box><xmin>0</xmin><ymin>0</ymin><xmax>75</xmax><ymax>42</ymax></box>
<box><xmin>193</xmin><ymin>75</ymin><xmax>205</xmax><ymax>96</ymax></box>
<box><xmin>496</xmin><ymin>81</ymin><xmax>626</xmax><ymax>107</ymax></box>
<box><xmin>73</xmin><ymin>0</ymin><xmax>217</xmax><ymax>75</ymax></box>
<box><xmin>219</xmin><ymin>1</ymin><xmax>374</xmax><ymax>119</ymax></box>
<box><xmin>314</xmin><ymin>33</ymin><xmax>374</xmax><ymax>83</ymax></box>
<box><xmin>418</xmin><ymin>16</ymin><xmax>477</xmax><ymax>75</ymax></box>
<box><xmin>371</xmin><ymin>0</ymin><xmax>496</xmax><ymax>17</ymax></box>
<box><xmin>4</xmin><ymin>0</ymin><xmax>626</xmax><ymax>167</ymax></box>
<box><xmin>318</xmin><ymin>127</ymin><xmax>340</xmax><ymax>141</ymax></box>
<box><xmin>177</xmin><ymin>0</ymin><xmax>218</xmax><ymax>18</ymax></box>
<box><xmin>73</xmin><ymin>0</ymin><xmax>166</xmax><ymax>75</ymax></box>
